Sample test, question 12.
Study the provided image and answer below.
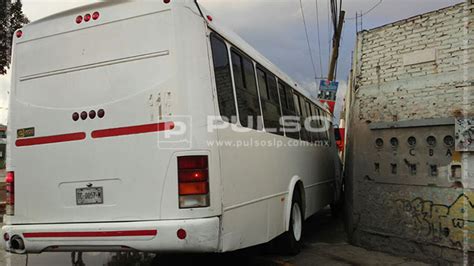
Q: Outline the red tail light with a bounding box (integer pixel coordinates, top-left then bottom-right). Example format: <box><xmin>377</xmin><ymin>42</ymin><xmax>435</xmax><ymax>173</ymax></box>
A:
<box><xmin>92</xmin><ymin>11</ymin><xmax>100</xmax><ymax>20</ymax></box>
<box><xmin>76</xmin><ymin>15</ymin><xmax>83</xmax><ymax>24</ymax></box>
<box><xmin>5</xmin><ymin>171</ymin><xmax>14</xmax><ymax>215</ymax></box>
<box><xmin>177</xmin><ymin>156</ymin><xmax>209</xmax><ymax>208</ymax></box>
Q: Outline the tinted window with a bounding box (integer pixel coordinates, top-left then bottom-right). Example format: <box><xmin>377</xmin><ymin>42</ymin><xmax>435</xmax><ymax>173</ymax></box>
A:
<box><xmin>231</xmin><ymin>52</ymin><xmax>244</xmax><ymax>90</ymax></box>
<box><xmin>310</xmin><ymin>104</ymin><xmax>321</xmax><ymax>142</ymax></box>
<box><xmin>231</xmin><ymin>49</ymin><xmax>262</xmax><ymax>130</ymax></box>
<box><xmin>279</xmin><ymin>85</ymin><xmax>299</xmax><ymax>140</ymax></box>
<box><xmin>278</xmin><ymin>82</ymin><xmax>288</xmax><ymax>109</ymax></box>
<box><xmin>295</xmin><ymin>94</ymin><xmax>310</xmax><ymax>142</ymax></box>
<box><xmin>286</xmin><ymin>87</ymin><xmax>295</xmax><ymax>112</ymax></box>
<box><xmin>324</xmin><ymin>111</ymin><xmax>331</xmax><ymax>144</ymax></box>
<box><xmin>293</xmin><ymin>93</ymin><xmax>301</xmax><ymax>116</ymax></box>
<box><xmin>243</xmin><ymin>58</ymin><xmax>258</xmax><ymax>96</ymax></box>
<box><xmin>257</xmin><ymin>66</ymin><xmax>283</xmax><ymax>136</ymax></box>
<box><xmin>266</xmin><ymin>73</ymin><xmax>279</xmax><ymax>104</ymax></box>
<box><xmin>210</xmin><ymin>34</ymin><xmax>236</xmax><ymax>122</ymax></box>
<box><xmin>305</xmin><ymin>101</ymin><xmax>313</xmax><ymax>142</ymax></box>
<box><xmin>314</xmin><ymin>106</ymin><xmax>329</xmax><ymax>142</ymax></box>
<box><xmin>257</xmin><ymin>69</ymin><xmax>268</xmax><ymax>100</ymax></box>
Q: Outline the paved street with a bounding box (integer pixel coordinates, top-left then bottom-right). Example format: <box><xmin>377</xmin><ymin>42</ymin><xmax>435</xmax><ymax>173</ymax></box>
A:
<box><xmin>0</xmin><ymin>208</ymin><xmax>427</xmax><ymax>266</ymax></box>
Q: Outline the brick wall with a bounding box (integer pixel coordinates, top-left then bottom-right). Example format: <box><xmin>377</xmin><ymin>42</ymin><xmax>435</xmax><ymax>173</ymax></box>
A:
<box><xmin>354</xmin><ymin>2</ymin><xmax>472</xmax><ymax>122</ymax></box>
<box><xmin>345</xmin><ymin>1</ymin><xmax>474</xmax><ymax>264</ymax></box>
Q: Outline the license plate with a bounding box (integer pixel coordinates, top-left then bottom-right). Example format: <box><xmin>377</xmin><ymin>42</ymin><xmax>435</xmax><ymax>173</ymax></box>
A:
<box><xmin>76</xmin><ymin>187</ymin><xmax>103</xmax><ymax>205</ymax></box>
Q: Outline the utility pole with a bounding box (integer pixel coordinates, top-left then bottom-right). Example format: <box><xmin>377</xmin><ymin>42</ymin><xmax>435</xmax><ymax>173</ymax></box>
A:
<box><xmin>327</xmin><ymin>10</ymin><xmax>345</xmax><ymax>81</ymax></box>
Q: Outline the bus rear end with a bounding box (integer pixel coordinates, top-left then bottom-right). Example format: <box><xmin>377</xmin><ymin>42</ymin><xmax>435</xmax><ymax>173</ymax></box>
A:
<box><xmin>2</xmin><ymin>1</ymin><xmax>221</xmax><ymax>253</ymax></box>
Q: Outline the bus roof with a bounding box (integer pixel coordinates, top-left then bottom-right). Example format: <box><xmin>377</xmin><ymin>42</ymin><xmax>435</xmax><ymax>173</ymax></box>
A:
<box><xmin>22</xmin><ymin>0</ymin><xmax>329</xmax><ymax>113</ymax></box>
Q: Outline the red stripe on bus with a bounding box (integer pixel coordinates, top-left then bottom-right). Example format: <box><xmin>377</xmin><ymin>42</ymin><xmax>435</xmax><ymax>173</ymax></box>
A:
<box><xmin>15</xmin><ymin>132</ymin><xmax>86</xmax><ymax>147</ymax></box>
<box><xmin>91</xmin><ymin>122</ymin><xmax>175</xmax><ymax>139</ymax></box>
<box><xmin>23</xmin><ymin>229</ymin><xmax>157</xmax><ymax>238</ymax></box>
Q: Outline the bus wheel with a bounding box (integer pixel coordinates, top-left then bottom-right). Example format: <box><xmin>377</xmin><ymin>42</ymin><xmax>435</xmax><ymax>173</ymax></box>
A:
<box><xmin>278</xmin><ymin>191</ymin><xmax>303</xmax><ymax>255</ymax></box>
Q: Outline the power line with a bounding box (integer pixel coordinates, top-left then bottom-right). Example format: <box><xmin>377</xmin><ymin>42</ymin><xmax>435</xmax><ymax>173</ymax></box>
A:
<box><xmin>346</xmin><ymin>0</ymin><xmax>383</xmax><ymax>20</ymax></box>
<box><xmin>327</xmin><ymin>0</ymin><xmax>331</xmax><ymax>68</ymax></box>
<box><xmin>330</xmin><ymin>0</ymin><xmax>338</xmax><ymax>32</ymax></box>
<box><xmin>299</xmin><ymin>0</ymin><xmax>318</xmax><ymax>89</ymax></box>
<box><xmin>314</xmin><ymin>0</ymin><xmax>323</xmax><ymax>76</ymax></box>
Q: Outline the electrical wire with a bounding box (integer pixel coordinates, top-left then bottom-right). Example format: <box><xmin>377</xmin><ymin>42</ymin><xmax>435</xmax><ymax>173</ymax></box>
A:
<box><xmin>314</xmin><ymin>0</ymin><xmax>324</xmax><ymax>76</ymax></box>
<box><xmin>299</xmin><ymin>0</ymin><xmax>318</xmax><ymax>89</ymax></box>
<box><xmin>327</xmin><ymin>0</ymin><xmax>332</xmax><ymax>67</ymax></box>
<box><xmin>346</xmin><ymin>0</ymin><xmax>383</xmax><ymax>20</ymax></box>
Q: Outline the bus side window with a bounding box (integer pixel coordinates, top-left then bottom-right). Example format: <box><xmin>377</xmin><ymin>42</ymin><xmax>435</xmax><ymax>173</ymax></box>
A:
<box><xmin>299</xmin><ymin>96</ymin><xmax>310</xmax><ymax>142</ymax></box>
<box><xmin>294</xmin><ymin>94</ymin><xmax>308</xmax><ymax>142</ymax></box>
<box><xmin>305</xmin><ymin>100</ymin><xmax>313</xmax><ymax>142</ymax></box>
<box><xmin>278</xmin><ymin>81</ymin><xmax>287</xmax><ymax>110</ymax></box>
<box><xmin>286</xmin><ymin>87</ymin><xmax>296</xmax><ymax>112</ymax></box>
<box><xmin>318</xmin><ymin>108</ymin><xmax>329</xmax><ymax>142</ymax></box>
<box><xmin>266</xmin><ymin>73</ymin><xmax>280</xmax><ymax>107</ymax></box>
<box><xmin>210</xmin><ymin>34</ymin><xmax>237</xmax><ymax>122</ymax></box>
<box><xmin>326</xmin><ymin>112</ymin><xmax>332</xmax><ymax>145</ymax></box>
<box><xmin>257</xmin><ymin>67</ymin><xmax>283</xmax><ymax>136</ymax></box>
<box><xmin>230</xmin><ymin>49</ymin><xmax>262</xmax><ymax>130</ymax></box>
<box><xmin>256</xmin><ymin>68</ymin><xmax>268</xmax><ymax>100</ymax></box>
<box><xmin>279</xmin><ymin>84</ymin><xmax>299</xmax><ymax>140</ymax></box>
<box><xmin>310</xmin><ymin>104</ymin><xmax>321</xmax><ymax>142</ymax></box>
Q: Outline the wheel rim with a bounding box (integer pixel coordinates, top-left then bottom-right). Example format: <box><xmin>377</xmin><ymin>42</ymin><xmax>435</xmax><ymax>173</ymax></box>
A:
<box><xmin>291</xmin><ymin>202</ymin><xmax>302</xmax><ymax>241</ymax></box>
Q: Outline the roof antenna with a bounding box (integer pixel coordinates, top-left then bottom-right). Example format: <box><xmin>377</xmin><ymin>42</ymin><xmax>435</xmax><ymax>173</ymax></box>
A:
<box><xmin>194</xmin><ymin>0</ymin><xmax>205</xmax><ymax>19</ymax></box>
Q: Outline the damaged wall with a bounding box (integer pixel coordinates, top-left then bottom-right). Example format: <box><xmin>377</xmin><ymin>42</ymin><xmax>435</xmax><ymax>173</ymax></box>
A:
<box><xmin>345</xmin><ymin>1</ymin><xmax>474</xmax><ymax>264</ymax></box>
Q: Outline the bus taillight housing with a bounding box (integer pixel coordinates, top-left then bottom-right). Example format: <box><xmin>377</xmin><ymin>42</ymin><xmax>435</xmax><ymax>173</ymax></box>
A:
<box><xmin>5</xmin><ymin>171</ymin><xmax>14</xmax><ymax>215</ymax></box>
<box><xmin>177</xmin><ymin>156</ymin><xmax>209</xmax><ymax>208</ymax></box>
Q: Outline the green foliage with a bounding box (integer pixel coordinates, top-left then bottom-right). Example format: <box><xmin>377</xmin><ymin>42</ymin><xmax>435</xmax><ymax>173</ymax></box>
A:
<box><xmin>0</xmin><ymin>0</ymin><xmax>29</xmax><ymax>75</ymax></box>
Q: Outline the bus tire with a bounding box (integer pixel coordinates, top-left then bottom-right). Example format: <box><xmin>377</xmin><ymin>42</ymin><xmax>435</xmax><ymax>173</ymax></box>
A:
<box><xmin>278</xmin><ymin>190</ymin><xmax>303</xmax><ymax>255</ymax></box>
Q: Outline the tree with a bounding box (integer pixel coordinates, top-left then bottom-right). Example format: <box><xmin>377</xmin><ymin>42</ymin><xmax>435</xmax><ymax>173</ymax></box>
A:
<box><xmin>0</xmin><ymin>0</ymin><xmax>29</xmax><ymax>75</ymax></box>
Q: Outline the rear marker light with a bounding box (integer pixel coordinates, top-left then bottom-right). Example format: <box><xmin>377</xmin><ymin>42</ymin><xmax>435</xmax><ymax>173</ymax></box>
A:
<box><xmin>92</xmin><ymin>11</ymin><xmax>100</xmax><ymax>20</ymax></box>
<box><xmin>98</xmin><ymin>109</ymin><xmax>105</xmax><ymax>118</ymax></box>
<box><xmin>177</xmin><ymin>229</ymin><xmax>186</xmax><ymax>240</ymax></box>
<box><xmin>84</xmin><ymin>14</ymin><xmax>91</xmax><ymax>22</ymax></box>
<box><xmin>178</xmin><ymin>156</ymin><xmax>209</xmax><ymax>208</ymax></box>
<box><xmin>164</xmin><ymin>0</ymin><xmax>171</xmax><ymax>3</ymax></box>
<box><xmin>76</xmin><ymin>15</ymin><xmax>83</xmax><ymax>24</ymax></box>
<box><xmin>72</xmin><ymin>112</ymin><xmax>79</xmax><ymax>121</ymax></box>
<box><xmin>206</xmin><ymin>15</ymin><xmax>213</xmax><ymax>22</ymax></box>
<box><xmin>89</xmin><ymin>110</ymin><xmax>96</xmax><ymax>119</ymax></box>
<box><xmin>3</xmin><ymin>233</ymin><xmax>9</xmax><ymax>241</ymax></box>
<box><xmin>80</xmin><ymin>111</ymin><xmax>87</xmax><ymax>120</ymax></box>
<box><xmin>5</xmin><ymin>171</ymin><xmax>14</xmax><ymax>216</ymax></box>
<box><xmin>16</xmin><ymin>30</ymin><xmax>22</xmax><ymax>38</ymax></box>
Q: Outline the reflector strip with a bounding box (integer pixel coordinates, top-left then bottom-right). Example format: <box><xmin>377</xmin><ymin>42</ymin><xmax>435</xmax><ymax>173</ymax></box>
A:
<box><xmin>23</xmin><ymin>229</ymin><xmax>157</xmax><ymax>238</ymax></box>
<box><xmin>15</xmin><ymin>132</ymin><xmax>86</xmax><ymax>147</ymax></box>
<box><xmin>91</xmin><ymin>122</ymin><xmax>175</xmax><ymax>139</ymax></box>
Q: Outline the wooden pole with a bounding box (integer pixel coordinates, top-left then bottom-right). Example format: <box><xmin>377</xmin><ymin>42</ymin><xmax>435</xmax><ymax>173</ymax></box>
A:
<box><xmin>327</xmin><ymin>10</ymin><xmax>345</xmax><ymax>81</ymax></box>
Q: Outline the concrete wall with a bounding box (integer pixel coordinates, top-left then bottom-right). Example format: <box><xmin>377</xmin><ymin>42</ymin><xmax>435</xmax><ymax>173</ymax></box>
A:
<box><xmin>345</xmin><ymin>1</ymin><xmax>474</xmax><ymax>264</ymax></box>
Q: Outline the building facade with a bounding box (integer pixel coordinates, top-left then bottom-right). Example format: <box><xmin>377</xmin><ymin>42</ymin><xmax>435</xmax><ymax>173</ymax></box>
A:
<box><xmin>344</xmin><ymin>1</ymin><xmax>473</xmax><ymax>263</ymax></box>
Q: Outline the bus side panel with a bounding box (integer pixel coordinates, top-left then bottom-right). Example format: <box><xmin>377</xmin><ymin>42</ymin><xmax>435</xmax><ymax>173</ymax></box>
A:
<box><xmin>218</xmin><ymin>128</ymin><xmax>336</xmax><ymax>252</ymax></box>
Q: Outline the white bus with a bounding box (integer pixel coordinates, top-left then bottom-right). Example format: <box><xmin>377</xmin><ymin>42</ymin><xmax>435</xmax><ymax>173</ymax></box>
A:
<box><xmin>2</xmin><ymin>0</ymin><xmax>342</xmax><ymax>255</ymax></box>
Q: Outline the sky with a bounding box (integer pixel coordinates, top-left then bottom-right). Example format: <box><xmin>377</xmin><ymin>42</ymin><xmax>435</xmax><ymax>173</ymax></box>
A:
<box><xmin>0</xmin><ymin>0</ymin><xmax>464</xmax><ymax>125</ymax></box>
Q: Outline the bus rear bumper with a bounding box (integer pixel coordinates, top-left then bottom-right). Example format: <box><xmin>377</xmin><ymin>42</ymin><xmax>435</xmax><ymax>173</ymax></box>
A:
<box><xmin>1</xmin><ymin>217</ymin><xmax>220</xmax><ymax>254</ymax></box>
